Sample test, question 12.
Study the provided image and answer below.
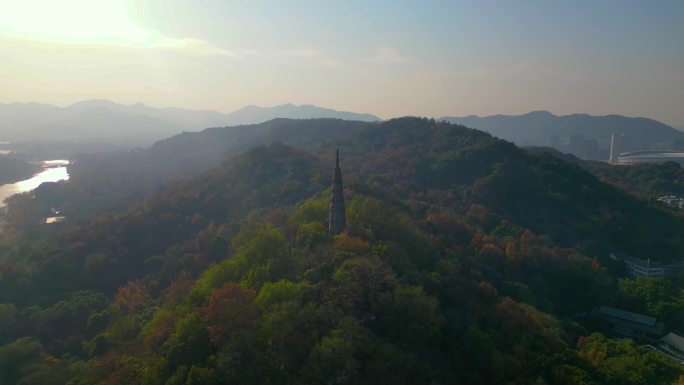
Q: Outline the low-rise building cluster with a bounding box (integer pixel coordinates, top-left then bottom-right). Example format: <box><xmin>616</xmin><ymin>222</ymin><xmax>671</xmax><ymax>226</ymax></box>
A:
<box><xmin>661</xmin><ymin>333</ymin><xmax>684</xmax><ymax>361</ymax></box>
<box><xmin>657</xmin><ymin>195</ymin><xmax>684</xmax><ymax>209</ymax></box>
<box><xmin>610</xmin><ymin>252</ymin><xmax>683</xmax><ymax>279</ymax></box>
<box><xmin>591</xmin><ymin>306</ymin><xmax>684</xmax><ymax>363</ymax></box>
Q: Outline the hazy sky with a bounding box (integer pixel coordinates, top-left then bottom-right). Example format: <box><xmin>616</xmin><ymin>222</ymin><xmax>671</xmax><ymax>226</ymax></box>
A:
<box><xmin>0</xmin><ymin>0</ymin><xmax>683</xmax><ymax>125</ymax></box>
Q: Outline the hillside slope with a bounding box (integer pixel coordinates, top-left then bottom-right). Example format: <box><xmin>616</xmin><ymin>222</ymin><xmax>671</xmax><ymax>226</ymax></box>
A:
<box><xmin>53</xmin><ymin>119</ymin><xmax>369</xmax><ymax>219</ymax></box>
<box><xmin>326</xmin><ymin>118</ymin><xmax>684</xmax><ymax>260</ymax></box>
<box><xmin>22</xmin><ymin>117</ymin><xmax>684</xmax><ymax>261</ymax></box>
<box><xmin>1</xmin><ymin>119</ymin><xmax>683</xmax><ymax>384</ymax></box>
<box><xmin>0</xmin><ymin>156</ymin><xmax>39</xmax><ymax>184</ymax></box>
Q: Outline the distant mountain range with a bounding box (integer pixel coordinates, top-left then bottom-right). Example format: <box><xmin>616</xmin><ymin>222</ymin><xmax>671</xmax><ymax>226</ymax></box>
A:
<box><xmin>225</xmin><ymin>103</ymin><xmax>380</xmax><ymax>125</ymax></box>
<box><xmin>440</xmin><ymin>111</ymin><xmax>684</xmax><ymax>160</ymax></box>
<box><xmin>3</xmin><ymin>100</ymin><xmax>682</xmax><ymax>162</ymax></box>
<box><xmin>71</xmin><ymin>118</ymin><xmax>370</xmax><ymax>190</ymax></box>
<box><xmin>0</xmin><ymin>100</ymin><xmax>381</xmax><ymax>146</ymax></box>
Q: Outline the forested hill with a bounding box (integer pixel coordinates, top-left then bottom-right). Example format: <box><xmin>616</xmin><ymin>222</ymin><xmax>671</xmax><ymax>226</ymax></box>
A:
<box><xmin>50</xmin><ymin>119</ymin><xmax>369</xmax><ymax>220</ymax></box>
<box><xmin>0</xmin><ymin>118</ymin><xmax>683</xmax><ymax>384</ymax></box>
<box><xmin>138</xmin><ymin>118</ymin><xmax>369</xmax><ymax>180</ymax></box>
<box><xmin>0</xmin><ymin>156</ymin><xmax>38</xmax><ymax>184</ymax></box>
<box><xmin>441</xmin><ymin>111</ymin><xmax>684</xmax><ymax>160</ymax></box>
<box><xmin>66</xmin><ymin>118</ymin><xmax>366</xmax><ymax>197</ymax></box>
<box><xmin>527</xmin><ymin>147</ymin><xmax>684</xmax><ymax>203</ymax></box>
<box><xmin>323</xmin><ymin>118</ymin><xmax>684</xmax><ymax>260</ymax></box>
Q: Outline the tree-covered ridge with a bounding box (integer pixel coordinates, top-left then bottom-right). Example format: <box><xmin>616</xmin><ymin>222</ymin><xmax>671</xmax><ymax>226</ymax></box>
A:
<box><xmin>0</xmin><ymin>156</ymin><xmax>38</xmax><ymax>185</ymax></box>
<box><xmin>586</xmin><ymin>160</ymin><xmax>684</xmax><ymax>201</ymax></box>
<box><xmin>1</xmin><ymin>143</ymin><xmax>323</xmax><ymax>299</ymax></box>
<box><xmin>330</xmin><ymin>118</ymin><xmax>684</xmax><ymax>260</ymax></box>
<box><xmin>441</xmin><ymin>111</ymin><xmax>684</xmax><ymax>160</ymax></box>
<box><xmin>0</xmin><ymin>118</ymin><xmax>682</xmax><ymax>384</ymax></box>
<box><xmin>28</xmin><ymin>119</ymin><xmax>368</xmax><ymax>223</ymax></box>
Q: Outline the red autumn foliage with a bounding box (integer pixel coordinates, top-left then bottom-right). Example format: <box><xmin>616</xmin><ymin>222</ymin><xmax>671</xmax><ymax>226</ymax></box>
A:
<box><xmin>114</xmin><ymin>280</ymin><xmax>149</xmax><ymax>314</ymax></box>
<box><xmin>203</xmin><ymin>283</ymin><xmax>258</xmax><ymax>346</ymax></box>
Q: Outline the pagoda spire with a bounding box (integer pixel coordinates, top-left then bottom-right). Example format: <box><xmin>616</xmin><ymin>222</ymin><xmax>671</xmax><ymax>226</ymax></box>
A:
<box><xmin>329</xmin><ymin>148</ymin><xmax>346</xmax><ymax>237</ymax></box>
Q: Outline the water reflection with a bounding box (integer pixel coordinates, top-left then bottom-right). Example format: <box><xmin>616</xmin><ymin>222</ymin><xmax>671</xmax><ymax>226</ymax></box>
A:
<box><xmin>0</xmin><ymin>160</ymin><xmax>70</xmax><ymax>206</ymax></box>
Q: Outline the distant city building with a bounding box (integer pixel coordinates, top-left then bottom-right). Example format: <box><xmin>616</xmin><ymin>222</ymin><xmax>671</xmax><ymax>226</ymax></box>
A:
<box><xmin>660</xmin><ymin>333</ymin><xmax>684</xmax><ymax>361</ymax></box>
<box><xmin>657</xmin><ymin>195</ymin><xmax>684</xmax><ymax>209</ymax></box>
<box><xmin>608</xmin><ymin>132</ymin><xmax>624</xmax><ymax>165</ymax></box>
<box><xmin>592</xmin><ymin>305</ymin><xmax>665</xmax><ymax>338</ymax></box>
<box><xmin>616</xmin><ymin>150</ymin><xmax>684</xmax><ymax>165</ymax></box>
<box><xmin>624</xmin><ymin>256</ymin><xmax>666</xmax><ymax>278</ymax></box>
<box><xmin>328</xmin><ymin>149</ymin><xmax>346</xmax><ymax>237</ymax></box>
<box><xmin>610</xmin><ymin>253</ymin><xmax>683</xmax><ymax>279</ymax></box>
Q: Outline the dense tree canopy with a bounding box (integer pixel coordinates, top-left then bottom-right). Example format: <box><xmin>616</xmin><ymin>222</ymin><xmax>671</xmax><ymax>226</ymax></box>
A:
<box><xmin>0</xmin><ymin>118</ymin><xmax>682</xmax><ymax>384</ymax></box>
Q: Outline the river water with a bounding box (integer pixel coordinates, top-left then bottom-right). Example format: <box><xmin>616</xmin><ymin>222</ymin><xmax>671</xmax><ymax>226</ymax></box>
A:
<box><xmin>0</xmin><ymin>160</ymin><xmax>70</xmax><ymax>206</ymax></box>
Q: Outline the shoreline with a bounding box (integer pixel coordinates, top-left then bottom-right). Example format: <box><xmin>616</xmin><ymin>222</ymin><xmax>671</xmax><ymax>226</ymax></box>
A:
<box><xmin>0</xmin><ymin>160</ymin><xmax>71</xmax><ymax>208</ymax></box>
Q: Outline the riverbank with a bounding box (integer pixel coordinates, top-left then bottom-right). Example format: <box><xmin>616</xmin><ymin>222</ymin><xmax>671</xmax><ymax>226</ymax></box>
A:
<box><xmin>0</xmin><ymin>160</ymin><xmax>70</xmax><ymax>207</ymax></box>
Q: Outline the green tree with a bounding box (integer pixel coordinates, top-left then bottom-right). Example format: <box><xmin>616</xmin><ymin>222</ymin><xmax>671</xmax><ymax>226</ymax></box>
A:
<box><xmin>0</xmin><ymin>303</ymin><xmax>18</xmax><ymax>343</ymax></box>
<box><xmin>163</xmin><ymin>312</ymin><xmax>212</xmax><ymax>371</ymax></box>
<box><xmin>618</xmin><ymin>277</ymin><xmax>684</xmax><ymax>333</ymax></box>
<box><xmin>0</xmin><ymin>337</ymin><xmax>44</xmax><ymax>385</ymax></box>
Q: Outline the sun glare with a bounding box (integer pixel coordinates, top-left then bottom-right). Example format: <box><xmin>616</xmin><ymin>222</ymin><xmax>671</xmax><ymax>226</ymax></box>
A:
<box><xmin>0</xmin><ymin>0</ymin><xmax>177</xmax><ymax>48</ymax></box>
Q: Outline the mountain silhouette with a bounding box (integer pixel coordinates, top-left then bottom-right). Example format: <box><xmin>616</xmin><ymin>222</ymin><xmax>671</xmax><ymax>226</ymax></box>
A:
<box><xmin>0</xmin><ymin>100</ymin><xmax>381</xmax><ymax>146</ymax></box>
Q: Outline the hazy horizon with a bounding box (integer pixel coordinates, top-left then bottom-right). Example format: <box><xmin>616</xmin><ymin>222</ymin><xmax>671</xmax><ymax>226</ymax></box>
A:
<box><xmin>4</xmin><ymin>98</ymin><xmax>684</xmax><ymax>128</ymax></box>
<box><xmin>1</xmin><ymin>1</ymin><xmax>683</xmax><ymax>126</ymax></box>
